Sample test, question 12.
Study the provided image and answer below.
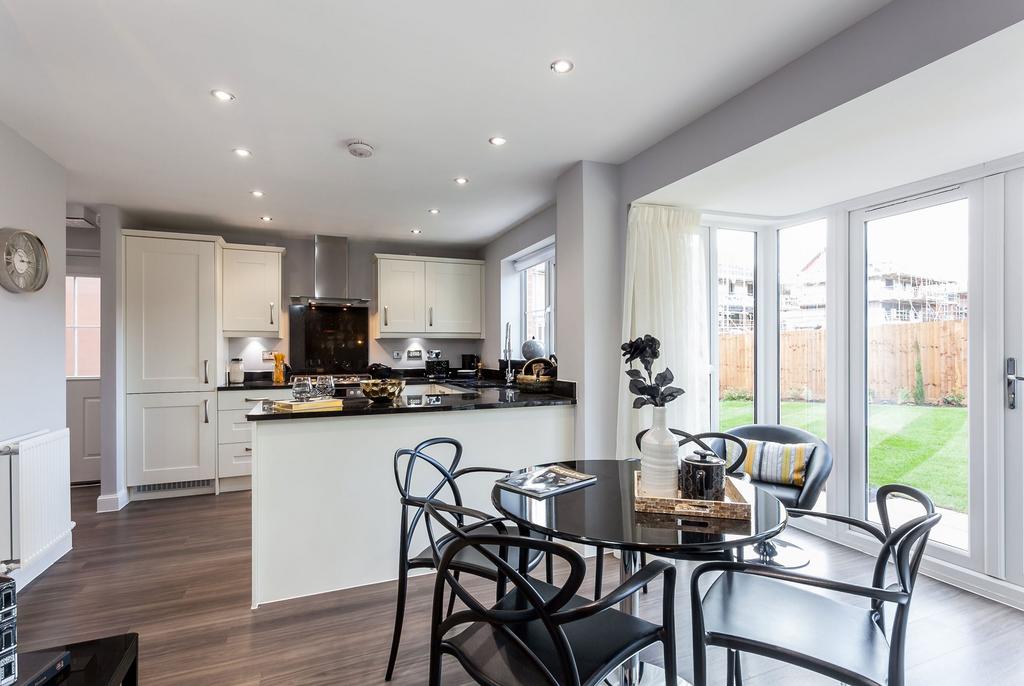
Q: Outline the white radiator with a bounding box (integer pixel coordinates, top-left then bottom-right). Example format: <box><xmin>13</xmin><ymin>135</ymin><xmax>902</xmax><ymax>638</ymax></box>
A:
<box><xmin>0</xmin><ymin>429</ymin><xmax>74</xmax><ymax>588</ymax></box>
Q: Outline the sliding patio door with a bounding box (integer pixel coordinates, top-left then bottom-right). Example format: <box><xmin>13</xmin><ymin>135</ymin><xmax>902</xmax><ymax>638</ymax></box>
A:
<box><xmin>849</xmin><ymin>180</ymin><xmax>991</xmax><ymax>571</ymax></box>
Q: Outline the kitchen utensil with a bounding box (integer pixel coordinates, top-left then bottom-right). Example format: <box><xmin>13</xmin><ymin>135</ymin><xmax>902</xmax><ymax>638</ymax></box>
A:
<box><xmin>272</xmin><ymin>352</ymin><xmax>286</xmax><ymax>384</ymax></box>
<box><xmin>229</xmin><ymin>358</ymin><xmax>245</xmax><ymax>384</ymax></box>
<box><xmin>679</xmin><ymin>449</ymin><xmax>727</xmax><ymax>501</ymax></box>
<box><xmin>360</xmin><ymin>379</ymin><xmax>406</xmax><ymax>404</ymax></box>
<box><xmin>425</xmin><ymin>359</ymin><xmax>449</xmax><ymax>380</ymax></box>
<box><xmin>292</xmin><ymin>377</ymin><xmax>313</xmax><ymax>401</ymax></box>
<box><xmin>516</xmin><ymin>356</ymin><xmax>556</xmax><ymax>393</ymax></box>
<box><xmin>367</xmin><ymin>362</ymin><xmax>392</xmax><ymax>380</ymax></box>
<box><xmin>461</xmin><ymin>353</ymin><xmax>479</xmax><ymax>369</ymax></box>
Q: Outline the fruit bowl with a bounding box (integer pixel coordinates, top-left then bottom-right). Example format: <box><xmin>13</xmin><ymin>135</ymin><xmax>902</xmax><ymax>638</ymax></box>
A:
<box><xmin>360</xmin><ymin>379</ymin><xmax>406</xmax><ymax>404</ymax></box>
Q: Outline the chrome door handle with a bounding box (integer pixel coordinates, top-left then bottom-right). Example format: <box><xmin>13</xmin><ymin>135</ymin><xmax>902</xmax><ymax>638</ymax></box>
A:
<box><xmin>244</xmin><ymin>447</ymin><xmax>252</xmax><ymax>453</ymax></box>
<box><xmin>1008</xmin><ymin>358</ymin><xmax>1023</xmax><ymax>409</ymax></box>
<box><xmin>429</xmin><ymin>306</ymin><xmax>433</xmax><ymax>327</ymax></box>
<box><xmin>383</xmin><ymin>305</ymin><xmax>389</xmax><ymax>327</ymax></box>
<box><xmin>244</xmin><ymin>397</ymin><xmax>269</xmax><ymax>403</ymax></box>
<box><xmin>269</xmin><ymin>302</ymin><xmax>275</xmax><ymax>325</ymax></box>
<box><xmin>202</xmin><ymin>399</ymin><xmax>210</xmax><ymax>423</ymax></box>
<box><xmin>203</xmin><ymin>360</ymin><xmax>209</xmax><ymax>384</ymax></box>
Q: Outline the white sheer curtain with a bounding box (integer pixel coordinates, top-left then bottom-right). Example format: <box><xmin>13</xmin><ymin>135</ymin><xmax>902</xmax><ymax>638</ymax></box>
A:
<box><xmin>616</xmin><ymin>204</ymin><xmax>710</xmax><ymax>458</ymax></box>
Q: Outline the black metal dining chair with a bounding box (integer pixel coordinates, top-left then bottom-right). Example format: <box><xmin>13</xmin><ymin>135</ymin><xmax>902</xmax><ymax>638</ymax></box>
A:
<box><xmin>385</xmin><ymin>437</ymin><xmax>546</xmax><ymax>681</ymax></box>
<box><xmin>690</xmin><ymin>484</ymin><xmax>940</xmax><ymax>686</ymax></box>
<box><xmin>423</xmin><ymin>499</ymin><xmax>678</xmax><ymax>686</ymax></box>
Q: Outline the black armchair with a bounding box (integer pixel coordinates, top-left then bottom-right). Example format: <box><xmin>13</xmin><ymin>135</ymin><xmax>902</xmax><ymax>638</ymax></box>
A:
<box><xmin>424</xmin><ymin>500</ymin><xmax>678</xmax><ymax>686</ymax></box>
<box><xmin>691</xmin><ymin>485</ymin><xmax>940</xmax><ymax>686</ymax></box>
<box><xmin>384</xmin><ymin>437</ymin><xmax>545</xmax><ymax>681</ymax></box>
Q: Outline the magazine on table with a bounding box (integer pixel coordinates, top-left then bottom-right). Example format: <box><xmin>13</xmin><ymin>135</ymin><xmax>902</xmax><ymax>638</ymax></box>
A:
<box><xmin>496</xmin><ymin>464</ymin><xmax>596</xmax><ymax>499</ymax></box>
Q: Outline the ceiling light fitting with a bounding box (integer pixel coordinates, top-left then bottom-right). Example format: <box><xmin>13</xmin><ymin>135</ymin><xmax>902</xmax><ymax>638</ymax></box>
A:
<box><xmin>233</xmin><ymin>148</ymin><xmax>253</xmax><ymax>158</ymax></box>
<box><xmin>454</xmin><ymin>177</ymin><xmax>469</xmax><ymax>185</ymax></box>
<box><xmin>211</xmin><ymin>89</ymin><xmax>235</xmax><ymax>102</ymax></box>
<box><xmin>550</xmin><ymin>59</ymin><xmax>574</xmax><ymax>74</ymax></box>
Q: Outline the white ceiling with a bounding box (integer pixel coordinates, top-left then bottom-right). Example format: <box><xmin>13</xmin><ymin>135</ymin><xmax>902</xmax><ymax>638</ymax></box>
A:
<box><xmin>0</xmin><ymin>0</ymin><xmax>889</xmax><ymax>244</ymax></box>
<box><xmin>641</xmin><ymin>20</ymin><xmax>1024</xmax><ymax>217</ymax></box>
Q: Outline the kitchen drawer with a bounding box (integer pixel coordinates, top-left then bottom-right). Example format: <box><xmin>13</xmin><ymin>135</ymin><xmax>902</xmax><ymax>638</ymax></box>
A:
<box><xmin>218</xmin><ymin>409</ymin><xmax>253</xmax><ymax>444</ymax></box>
<box><xmin>218</xmin><ymin>442</ymin><xmax>252</xmax><ymax>478</ymax></box>
<box><xmin>218</xmin><ymin>388</ymin><xmax>292</xmax><ymax>411</ymax></box>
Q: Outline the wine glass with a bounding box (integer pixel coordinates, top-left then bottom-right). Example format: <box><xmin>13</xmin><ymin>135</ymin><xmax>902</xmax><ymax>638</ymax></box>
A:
<box><xmin>316</xmin><ymin>375</ymin><xmax>335</xmax><ymax>398</ymax></box>
<box><xmin>292</xmin><ymin>377</ymin><xmax>313</xmax><ymax>401</ymax></box>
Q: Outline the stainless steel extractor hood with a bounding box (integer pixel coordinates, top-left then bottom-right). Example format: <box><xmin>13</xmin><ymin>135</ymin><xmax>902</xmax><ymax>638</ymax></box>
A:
<box><xmin>290</xmin><ymin>235</ymin><xmax>371</xmax><ymax>306</ymax></box>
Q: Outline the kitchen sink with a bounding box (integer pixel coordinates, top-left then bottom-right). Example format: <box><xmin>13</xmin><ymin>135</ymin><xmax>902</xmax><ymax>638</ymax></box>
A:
<box><xmin>400</xmin><ymin>383</ymin><xmax>465</xmax><ymax>396</ymax></box>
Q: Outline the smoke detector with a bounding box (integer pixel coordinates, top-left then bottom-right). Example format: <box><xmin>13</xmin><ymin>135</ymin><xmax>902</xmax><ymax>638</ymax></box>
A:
<box><xmin>346</xmin><ymin>140</ymin><xmax>375</xmax><ymax>159</ymax></box>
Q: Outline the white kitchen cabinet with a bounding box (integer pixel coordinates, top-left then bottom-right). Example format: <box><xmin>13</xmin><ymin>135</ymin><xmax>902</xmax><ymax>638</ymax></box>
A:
<box><xmin>425</xmin><ymin>261</ymin><xmax>483</xmax><ymax>335</ymax></box>
<box><xmin>375</xmin><ymin>255</ymin><xmax>483</xmax><ymax>338</ymax></box>
<box><xmin>222</xmin><ymin>247</ymin><xmax>284</xmax><ymax>336</ymax></box>
<box><xmin>218</xmin><ymin>443</ymin><xmax>253</xmax><ymax>479</ymax></box>
<box><xmin>125</xmin><ymin>236</ymin><xmax>217</xmax><ymax>393</ymax></box>
<box><xmin>378</xmin><ymin>258</ymin><xmax>425</xmax><ymax>334</ymax></box>
<box><xmin>127</xmin><ymin>391</ymin><xmax>216</xmax><ymax>486</ymax></box>
<box><xmin>216</xmin><ymin>388</ymin><xmax>293</xmax><ymax>484</ymax></box>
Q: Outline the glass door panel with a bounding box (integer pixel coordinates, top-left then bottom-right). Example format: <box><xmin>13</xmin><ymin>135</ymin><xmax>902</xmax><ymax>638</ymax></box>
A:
<box><xmin>716</xmin><ymin>229</ymin><xmax>757</xmax><ymax>430</ymax></box>
<box><xmin>861</xmin><ymin>197</ymin><xmax>972</xmax><ymax>552</ymax></box>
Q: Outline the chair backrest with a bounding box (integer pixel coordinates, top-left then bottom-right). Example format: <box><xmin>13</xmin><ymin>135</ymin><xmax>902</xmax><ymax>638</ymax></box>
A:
<box><xmin>870</xmin><ymin>484</ymin><xmax>938</xmax><ymax>595</ymax></box>
<box><xmin>635</xmin><ymin>428</ymin><xmax>748</xmax><ymax>472</ymax></box>
<box><xmin>720</xmin><ymin>424</ymin><xmax>833</xmax><ymax>508</ymax></box>
<box><xmin>424</xmin><ymin>500</ymin><xmax>588</xmax><ymax>686</ymax></box>
<box><xmin>393</xmin><ymin>437</ymin><xmax>465</xmax><ymax>558</ymax></box>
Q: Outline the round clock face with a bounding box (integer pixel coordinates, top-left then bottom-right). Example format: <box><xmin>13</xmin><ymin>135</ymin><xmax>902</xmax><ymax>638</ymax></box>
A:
<box><xmin>0</xmin><ymin>228</ymin><xmax>49</xmax><ymax>293</ymax></box>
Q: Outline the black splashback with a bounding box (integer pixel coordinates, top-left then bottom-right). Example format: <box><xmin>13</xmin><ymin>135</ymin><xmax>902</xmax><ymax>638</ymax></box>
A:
<box><xmin>288</xmin><ymin>304</ymin><xmax>369</xmax><ymax>374</ymax></box>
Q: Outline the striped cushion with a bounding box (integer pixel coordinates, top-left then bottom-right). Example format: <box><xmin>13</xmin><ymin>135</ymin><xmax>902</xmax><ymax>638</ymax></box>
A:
<box><xmin>725</xmin><ymin>439</ymin><xmax>816</xmax><ymax>487</ymax></box>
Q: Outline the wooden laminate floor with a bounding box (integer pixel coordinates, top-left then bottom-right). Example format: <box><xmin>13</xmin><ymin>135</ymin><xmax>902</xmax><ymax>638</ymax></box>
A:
<box><xmin>16</xmin><ymin>487</ymin><xmax>1024</xmax><ymax>685</ymax></box>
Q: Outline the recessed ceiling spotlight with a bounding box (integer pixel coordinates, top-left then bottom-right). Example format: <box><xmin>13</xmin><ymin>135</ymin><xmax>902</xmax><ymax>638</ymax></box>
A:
<box><xmin>427</xmin><ymin>208</ymin><xmax>440</xmax><ymax>215</ymax></box>
<box><xmin>488</xmin><ymin>136</ymin><xmax>507</xmax><ymax>146</ymax></box>
<box><xmin>259</xmin><ymin>216</ymin><xmax>272</xmax><ymax>222</ymax></box>
<box><xmin>411</xmin><ymin>228</ymin><xmax>422</xmax><ymax>235</ymax></box>
<box><xmin>454</xmin><ymin>177</ymin><xmax>469</xmax><ymax>185</ymax></box>
<box><xmin>233</xmin><ymin>148</ymin><xmax>253</xmax><ymax>158</ymax></box>
<box><xmin>210</xmin><ymin>89</ymin><xmax>236</xmax><ymax>102</ymax></box>
<box><xmin>550</xmin><ymin>59</ymin><xmax>574</xmax><ymax>74</ymax></box>
<box><xmin>250</xmin><ymin>190</ymin><xmax>264</xmax><ymax>198</ymax></box>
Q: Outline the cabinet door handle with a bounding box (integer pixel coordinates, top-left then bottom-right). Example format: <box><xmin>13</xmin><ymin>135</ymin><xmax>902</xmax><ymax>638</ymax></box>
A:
<box><xmin>244</xmin><ymin>447</ymin><xmax>252</xmax><ymax>453</ymax></box>
<box><xmin>429</xmin><ymin>306</ymin><xmax>433</xmax><ymax>327</ymax></box>
<box><xmin>203</xmin><ymin>360</ymin><xmax>209</xmax><ymax>384</ymax></box>
<box><xmin>244</xmin><ymin>397</ymin><xmax>269</xmax><ymax>403</ymax></box>
<box><xmin>383</xmin><ymin>305</ymin><xmax>389</xmax><ymax>327</ymax></box>
<box><xmin>202</xmin><ymin>399</ymin><xmax>210</xmax><ymax>424</ymax></box>
<box><xmin>269</xmin><ymin>302</ymin><xmax>275</xmax><ymax>325</ymax></box>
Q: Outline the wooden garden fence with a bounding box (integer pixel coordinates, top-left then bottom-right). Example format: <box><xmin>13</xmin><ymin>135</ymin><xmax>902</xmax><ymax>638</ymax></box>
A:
<box><xmin>719</xmin><ymin>319</ymin><xmax>967</xmax><ymax>404</ymax></box>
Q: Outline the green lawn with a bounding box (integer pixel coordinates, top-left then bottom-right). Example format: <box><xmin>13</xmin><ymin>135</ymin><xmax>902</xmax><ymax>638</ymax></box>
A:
<box><xmin>719</xmin><ymin>400</ymin><xmax>968</xmax><ymax>512</ymax></box>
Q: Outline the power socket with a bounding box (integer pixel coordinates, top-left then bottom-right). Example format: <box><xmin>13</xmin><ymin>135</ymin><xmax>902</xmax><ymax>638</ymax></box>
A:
<box><xmin>262</xmin><ymin>350</ymin><xmax>275</xmax><ymax>362</ymax></box>
<box><xmin>392</xmin><ymin>351</ymin><xmax>402</xmax><ymax>360</ymax></box>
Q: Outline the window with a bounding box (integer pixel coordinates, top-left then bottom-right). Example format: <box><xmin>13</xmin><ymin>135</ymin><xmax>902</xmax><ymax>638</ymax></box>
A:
<box><xmin>716</xmin><ymin>229</ymin><xmax>757</xmax><ymax>429</ymax></box>
<box><xmin>521</xmin><ymin>259</ymin><xmax>555</xmax><ymax>354</ymax></box>
<box><xmin>778</xmin><ymin>219</ymin><xmax>827</xmax><ymax>439</ymax></box>
<box><xmin>66</xmin><ymin>276</ymin><xmax>101</xmax><ymax>377</ymax></box>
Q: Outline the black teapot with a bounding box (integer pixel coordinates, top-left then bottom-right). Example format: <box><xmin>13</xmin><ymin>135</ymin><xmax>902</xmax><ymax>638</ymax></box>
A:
<box><xmin>679</xmin><ymin>449</ymin><xmax>726</xmax><ymax>501</ymax></box>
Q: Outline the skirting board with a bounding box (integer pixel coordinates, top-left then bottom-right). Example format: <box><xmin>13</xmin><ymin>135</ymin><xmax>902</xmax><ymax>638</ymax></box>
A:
<box><xmin>95</xmin><ymin>489</ymin><xmax>129</xmax><ymax>513</ymax></box>
<box><xmin>12</xmin><ymin>528</ymin><xmax>73</xmax><ymax>589</ymax></box>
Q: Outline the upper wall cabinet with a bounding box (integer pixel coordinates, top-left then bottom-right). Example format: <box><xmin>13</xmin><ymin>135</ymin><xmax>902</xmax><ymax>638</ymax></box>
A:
<box><xmin>126</xmin><ymin>236</ymin><xmax>217</xmax><ymax>393</ymax></box>
<box><xmin>375</xmin><ymin>255</ymin><xmax>484</xmax><ymax>338</ymax></box>
<box><xmin>222</xmin><ymin>246</ymin><xmax>284</xmax><ymax>337</ymax></box>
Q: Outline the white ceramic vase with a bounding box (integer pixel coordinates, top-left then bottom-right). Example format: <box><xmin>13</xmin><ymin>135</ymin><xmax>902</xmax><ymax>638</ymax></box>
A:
<box><xmin>640</xmin><ymin>406</ymin><xmax>680</xmax><ymax>497</ymax></box>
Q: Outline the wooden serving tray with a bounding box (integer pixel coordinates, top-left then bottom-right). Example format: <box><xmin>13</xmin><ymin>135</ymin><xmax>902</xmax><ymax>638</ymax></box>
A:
<box><xmin>633</xmin><ymin>472</ymin><xmax>752</xmax><ymax>520</ymax></box>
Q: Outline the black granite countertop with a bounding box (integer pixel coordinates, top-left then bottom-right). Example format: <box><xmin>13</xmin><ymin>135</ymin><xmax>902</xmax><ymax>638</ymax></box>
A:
<box><xmin>245</xmin><ymin>385</ymin><xmax>575</xmax><ymax>421</ymax></box>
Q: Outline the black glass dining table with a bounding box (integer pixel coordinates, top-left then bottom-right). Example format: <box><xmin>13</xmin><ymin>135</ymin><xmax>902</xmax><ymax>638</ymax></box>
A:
<box><xmin>491</xmin><ymin>458</ymin><xmax>788</xmax><ymax>686</ymax></box>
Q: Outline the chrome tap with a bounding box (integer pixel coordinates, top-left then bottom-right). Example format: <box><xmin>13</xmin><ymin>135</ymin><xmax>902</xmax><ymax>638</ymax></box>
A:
<box><xmin>503</xmin><ymin>321</ymin><xmax>514</xmax><ymax>384</ymax></box>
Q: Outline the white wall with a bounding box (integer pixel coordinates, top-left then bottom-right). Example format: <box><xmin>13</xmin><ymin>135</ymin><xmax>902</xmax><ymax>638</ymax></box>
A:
<box><xmin>0</xmin><ymin>121</ymin><xmax>66</xmax><ymax>441</ymax></box>
<box><xmin>480</xmin><ymin>205</ymin><xmax>556</xmax><ymax>365</ymax></box>
<box><xmin>620</xmin><ymin>0</ymin><xmax>1024</xmax><ymax>204</ymax></box>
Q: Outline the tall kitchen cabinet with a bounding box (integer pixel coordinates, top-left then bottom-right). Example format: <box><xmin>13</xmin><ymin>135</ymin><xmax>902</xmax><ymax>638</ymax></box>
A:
<box><xmin>375</xmin><ymin>254</ymin><xmax>484</xmax><ymax>338</ymax></box>
<box><xmin>124</xmin><ymin>234</ymin><xmax>219</xmax><ymax>489</ymax></box>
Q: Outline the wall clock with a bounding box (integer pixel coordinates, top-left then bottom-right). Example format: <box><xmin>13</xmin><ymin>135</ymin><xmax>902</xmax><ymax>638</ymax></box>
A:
<box><xmin>0</xmin><ymin>227</ymin><xmax>50</xmax><ymax>293</ymax></box>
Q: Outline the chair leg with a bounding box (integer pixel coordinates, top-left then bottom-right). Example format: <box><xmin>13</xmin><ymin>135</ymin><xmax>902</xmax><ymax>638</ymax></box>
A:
<box><xmin>384</xmin><ymin>562</ymin><xmax>409</xmax><ymax>681</ymax></box>
<box><xmin>734</xmin><ymin>650</ymin><xmax>743</xmax><ymax>686</ymax></box>
<box><xmin>691</xmin><ymin>637</ymin><xmax>707</xmax><ymax>686</ymax></box>
<box><xmin>726</xmin><ymin>649</ymin><xmax>736</xmax><ymax>686</ymax></box>
<box><xmin>662</xmin><ymin>635</ymin><xmax>677</xmax><ymax>684</ymax></box>
<box><xmin>446</xmin><ymin>570</ymin><xmax>459</xmax><ymax>618</ymax></box>
<box><xmin>546</xmin><ymin>541</ymin><xmax>554</xmax><ymax>584</ymax></box>
<box><xmin>594</xmin><ymin>547</ymin><xmax>604</xmax><ymax>600</ymax></box>
<box><xmin>428</xmin><ymin>644</ymin><xmax>442</xmax><ymax>686</ymax></box>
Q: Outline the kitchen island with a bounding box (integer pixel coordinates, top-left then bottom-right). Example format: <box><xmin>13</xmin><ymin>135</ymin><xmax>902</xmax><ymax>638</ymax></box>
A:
<box><xmin>245</xmin><ymin>384</ymin><xmax>576</xmax><ymax>607</ymax></box>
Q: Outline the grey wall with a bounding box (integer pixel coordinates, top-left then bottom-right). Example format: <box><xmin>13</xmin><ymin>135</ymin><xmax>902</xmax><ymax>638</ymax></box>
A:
<box><xmin>621</xmin><ymin>0</ymin><xmax>1024</xmax><ymax>204</ymax></box>
<box><xmin>555</xmin><ymin>162</ymin><xmax>622</xmax><ymax>458</ymax></box>
<box><xmin>0</xmin><ymin>121</ymin><xmax>66</xmax><ymax>441</ymax></box>
<box><xmin>480</xmin><ymin>205</ymin><xmax>556</xmax><ymax>365</ymax></box>
<box><xmin>143</xmin><ymin>225</ymin><xmax>485</xmax><ymax>370</ymax></box>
